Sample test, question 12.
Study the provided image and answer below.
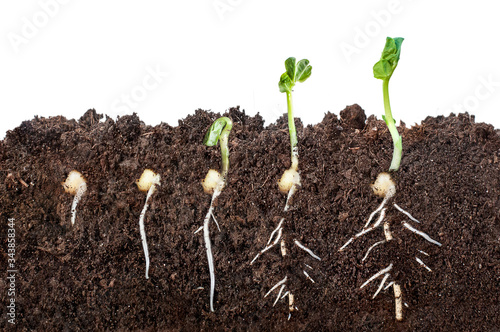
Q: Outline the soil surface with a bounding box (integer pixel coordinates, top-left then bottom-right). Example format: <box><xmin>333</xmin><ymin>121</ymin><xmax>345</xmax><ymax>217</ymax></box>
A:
<box><xmin>1</xmin><ymin>105</ymin><xmax>499</xmax><ymax>331</ymax></box>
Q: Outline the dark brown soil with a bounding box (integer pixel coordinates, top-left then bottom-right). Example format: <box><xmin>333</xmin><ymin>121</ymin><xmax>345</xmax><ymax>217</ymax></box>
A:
<box><xmin>1</xmin><ymin>105</ymin><xmax>499</xmax><ymax>331</ymax></box>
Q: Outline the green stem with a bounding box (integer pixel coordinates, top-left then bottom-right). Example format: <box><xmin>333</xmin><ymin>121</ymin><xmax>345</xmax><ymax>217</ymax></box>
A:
<box><xmin>287</xmin><ymin>92</ymin><xmax>299</xmax><ymax>170</ymax></box>
<box><xmin>218</xmin><ymin>117</ymin><xmax>233</xmax><ymax>179</ymax></box>
<box><xmin>383</xmin><ymin>79</ymin><xmax>402</xmax><ymax>172</ymax></box>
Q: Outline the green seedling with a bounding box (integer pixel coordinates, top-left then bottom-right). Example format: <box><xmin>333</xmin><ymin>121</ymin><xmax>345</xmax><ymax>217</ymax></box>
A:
<box><xmin>277</xmin><ymin>57</ymin><xmax>312</xmax><ymax>206</ymax></box>
<box><xmin>196</xmin><ymin>116</ymin><xmax>233</xmax><ymax>312</ymax></box>
<box><xmin>62</xmin><ymin>170</ymin><xmax>87</xmax><ymax>225</ymax></box>
<box><xmin>373</xmin><ymin>36</ymin><xmax>404</xmax><ymax>172</ymax></box>
<box><xmin>251</xmin><ymin>58</ymin><xmax>320</xmax><ymax>319</ymax></box>
<box><xmin>136</xmin><ymin>169</ymin><xmax>161</xmax><ymax>279</ymax></box>
<box><xmin>339</xmin><ymin>37</ymin><xmax>442</xmax><ymax>321</ymax></box>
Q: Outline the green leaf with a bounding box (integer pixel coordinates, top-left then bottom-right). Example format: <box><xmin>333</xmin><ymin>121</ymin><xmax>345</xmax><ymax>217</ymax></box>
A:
<box><xmin>373</xmin><ymin>37</ymin><xmax>404</xmax><ymax>80</ymax></box>
<box><xmin>203</xmin><ymin>118</ymin><xmax>227</xmax><ymax>146</ymax></box>
<box><xmin>279</xmin><ymin>57</ymin><xmax>312</xmax><ymax>93</ymax></box>
<box><xmin>296</xmin><ymin>59</ymin><xmax>312</xmax><ymax>82</ymax></box>
<box><xmin>285</xmin><ymin>57</ymin><xmax>296</xmax><ymax>82</ymax></box>
<box><xmin>279</xmin><ymin>72</ymin><xmax>293</xmax><ymax>93</ymax></box>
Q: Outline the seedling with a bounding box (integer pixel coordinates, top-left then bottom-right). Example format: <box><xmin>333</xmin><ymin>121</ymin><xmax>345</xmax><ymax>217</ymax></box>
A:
<box><xmin>277</xmin><ymin>57</ymin><xmax>312</xmax><ymax>207</ymax></box>
<box><xmin>251</xmin><ymin>58</ymin><xmax>320</xmax><ymax>318</ymax></box>
<box><xmin>136</xmin><ymin>169</ymin><xmax>161</xmax><ymax>279</ymax></box>
<box><xmin>62</xmin><ymin>170</ymin><xmax>87</xmax><ymax>225</ymax></box>
<box><xmin>195</xmin><ymin>116</ymin><xmax>233</xmax><ymax>312</ymax></box>
<box><xmin>339</xmin><ymin>37</ymin><xmax>442</xmax><ymax>321</ymax></box>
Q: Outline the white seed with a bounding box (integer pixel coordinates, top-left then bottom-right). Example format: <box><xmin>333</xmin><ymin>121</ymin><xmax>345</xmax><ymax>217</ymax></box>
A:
<box><xmin>202</xmin><ymin>169</ymin><xmax>223</xmax><ymax>194</ymax></box>
<box><xmin>278</xmin><ymin>168</ymin><xmax>300</xmax><ymax>194</ymax></box>
<box><xmin>136</xmin><ymin>169</ymin><xmax>161</xmax><ymax>192</ymax></box>
<box><xmin>62</xmin><ymin>170</ymin><xmax>86</xmax><ymax>195</ymax></box>
<box><xmin>371</xmin><ymin>172</ymin><xmax>396</xmax><ymax>198</ymax></box>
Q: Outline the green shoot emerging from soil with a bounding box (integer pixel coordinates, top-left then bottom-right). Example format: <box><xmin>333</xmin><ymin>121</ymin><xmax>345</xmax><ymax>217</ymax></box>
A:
<box><xmin>251</xmin><ymin>58</ymin><xmax>320</xmax><ymax>319</ymax></box>
<box><xmin>373</xmin><ymin>37</ymin><xmax>404</xmax><ymax>172</ymax></box>
<box><xmin>197</xmin><ymin>116</ymin><xmax>233</xmax><ymax>312</ymax></box>
<box><xmin>279</xmin><ymin>57</ymin><xmax>312</xmax><ymax>172</ymax></box>
<box><xmin>340</xmin><ymin>37</ymin><xmax>442</xmax><ymax>322</ymax></box>
<box><xmin>136</xmin><ymin>169</ymin><xmax>161</xmax><ymax>279</ymax></box>
<box><xmin>278</xmin><ymin>57</ymin><xmax>312</xmax><ymax>209</ymax></box>
<box><xmin>201</xmin><ymin>116</ymin><xmax>233</xmax><ymax>194</ymax></box>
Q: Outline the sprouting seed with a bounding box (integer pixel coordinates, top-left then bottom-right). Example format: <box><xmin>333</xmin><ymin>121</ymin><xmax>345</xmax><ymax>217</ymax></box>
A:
<box><xmin>62</xmin><ymin>170</ymin><xmax>87</xmax><ymax>225</ymax></box>
<box><xmin>136</xmin><ymin>169</ymin><xmax>161</xmax><ymax>279</ymax></box>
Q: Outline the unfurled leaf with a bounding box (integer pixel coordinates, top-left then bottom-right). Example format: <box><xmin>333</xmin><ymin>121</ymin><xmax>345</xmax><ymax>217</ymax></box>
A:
<box><xmin>285</xmin><ymin>57</ymin><xmax>297</xmax><ymax>82</ymax></box>
<box><xmin>296</xmin><ymin>59</ymin><xmax>311</xmax><ymax>82</ymax></box>
<box><xmin>279</xmin><ymin>57</ymin><xmax>312</xmax><ymax>93</ymax></box>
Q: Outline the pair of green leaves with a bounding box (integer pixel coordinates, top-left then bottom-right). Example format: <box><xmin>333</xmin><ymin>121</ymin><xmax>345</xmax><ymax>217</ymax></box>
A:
<box><xmin>373</xmin><ymin>37</ymin><xmax>404</xmax><ymax>81</ymax></box>
<box><xmin>279</xmin><ymin>57</ymin><xmax>312</xmax><ymax>94</ymax></box>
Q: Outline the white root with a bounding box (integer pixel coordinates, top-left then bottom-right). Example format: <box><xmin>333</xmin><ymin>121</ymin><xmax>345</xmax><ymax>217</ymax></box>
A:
<box><xmin>415</xmin><ymin>257</ymin><xmax>432</xmax><ymax>272</ymax></box>
<box><xmin>211</xmin><ymin>210</ymin><xmax>221</xmax><ymax>232</ymax></box>
<box><xmin>373</xmin><ymin>273</ymin><xmax>390</xmax><ymax>299</ymax></box>
<box><xmin>139</xmin><ymin>183</ymin><xmax>157</xmax><ymax>279</ymax></box>
<box><xmin>294</xmin><ymin>240</ymin><xmax>321</xmax><ymax>261</ymax></box>
<box><xmin>339</xmin><ymin>209</ymin><xmax>387</xmax><ymax>252</ymax></box>
<box><xmin>360</xmin><ymin>264</ymin><xmax>393</xmax><ymax>289</ymax></box>
<box><xmin>372</xmin><ymin>208</ymin><xmax>387</xmax><ymax>229</ymax></box>
<box><xmin>288</xmin><ymin>292</ymin><xmax>295</xmax><ymax>312</ymax></box>
<box><xmin>135</xmin><ymin>169</ymin><xmax>161</xmax><ymax>279</ymax></box>
<box><xmin>394</xmin><ymin>283</ymin><xmax>403</xmax><ymax>321</ymax></box>
<box><xmin>384</xmin><ymin>281</ymin><xmax>394</xmax><ymax>290</ymax></box>
<box><xmin>71</xmin><ymin>182</ymin><xmax>87</xmax><ymax>225</ymax></box>
<box><xmin>303</xmin><ymin>270</ymin><xmax>315</xmax><ymax>283</ymax></box>
<box><xmin>264</xmin><ymin>276</ymin><xmax>288</xmax><ymax>298</ymax></box>
<box><xmin>203</xmin><ymin>188</ymin><xmax>221</xmax><ymax>312</ymax></box>
<box><xmin>251</xmin><ymin>219</ymin><xmax>284</xmax><ymax>264</ymax></box>
<box><xmin>250</xmin><ymin>227</ymin><xmax>283</xmax><ymax>265</ymax></box>
<box><xmin>383</xmin><ymin>221</ymin><xmax>393</xmax><ymax>241</ymax></box>
<box><xmin>362</xmin><ymin>240</ymin><xmax>387</xmax><ymax>262</ymax></box>
<box><xmin>338</xmin><ymin>238</ymin><xmax>354</xmax><ymax>252</ymax></box>
<box><xmin>418</xmin><ymin>249</ymin><xmax>429</xmax><ymax>256</ymax></box>
<box><xmin>284</xmin><ymin>184</ymin><xmax>298</xmax><ymax>212</ymax></box>
<box><xmin>364</xmin><ymin>196</ymin><xmax>389</xmax><ymax>228</ymax></box>
<box><xmin>280</xmin><ymin>238</ymin><xmax>287</xmax><ymax>257</ymax></box>
<box><xmin>267</xmin><ymin>218</ymin><xmax>284</xmax><ymax>246</ymax></box>
<box><xmin>402</xmin><ymin>222</ymin><xmax>442</xmax><ymax>246</ymax></box>
<box><xmin>273</xmin><ymin>284</ymin><xmax>286</xmax><ymax>307</ymax></box>
<box><xmin>393</xmin><ymin>203</ymin><xmax>421</xmax><ymax>223</ymax></box>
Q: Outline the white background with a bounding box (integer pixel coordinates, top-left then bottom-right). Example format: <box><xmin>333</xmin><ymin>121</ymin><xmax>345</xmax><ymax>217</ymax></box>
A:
<box><xmin>1</xmin><ymin>0</ymin><xmax>499</xmax><ymax>139</ymax></box>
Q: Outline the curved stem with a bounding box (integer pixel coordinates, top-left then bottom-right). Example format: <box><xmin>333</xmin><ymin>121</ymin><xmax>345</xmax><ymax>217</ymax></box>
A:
<box><xmin>383</xmin><ymin>79</ymin><xmax>402</xmax><ymax>172</ymax></box>
<box><xmin>218</xmin><ymin>117</ymin><xmax>233</xmax><ymax>179</ymax></box>
<box><xmin>287</xmin><ymin>92</ymin><xmax>298</xmax><ymax>170</ymax></box>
